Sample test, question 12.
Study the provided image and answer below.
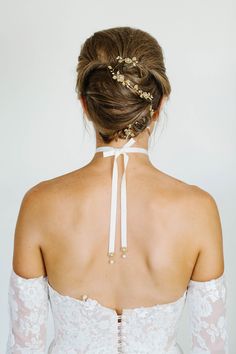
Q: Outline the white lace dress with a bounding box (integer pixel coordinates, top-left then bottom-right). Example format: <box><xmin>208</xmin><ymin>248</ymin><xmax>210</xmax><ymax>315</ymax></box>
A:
<box><xmin>6</xmin><ymin>269</ymin><xmax>228</xmax><ymax>354</ymax></box>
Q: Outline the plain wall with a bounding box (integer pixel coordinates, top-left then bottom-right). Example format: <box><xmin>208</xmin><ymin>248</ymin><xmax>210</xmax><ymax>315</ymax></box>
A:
<box><xmin>0</xmin><ymin>0</ymin><xmax>235</xmax><ymax>352</ymax></box>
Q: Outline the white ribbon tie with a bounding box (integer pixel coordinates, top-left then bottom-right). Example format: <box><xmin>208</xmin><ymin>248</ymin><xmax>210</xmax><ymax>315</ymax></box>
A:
<box><xmin>95</xmin><ymin>137</ymin><xmax>149</xmax><ymax>263</ymax></box>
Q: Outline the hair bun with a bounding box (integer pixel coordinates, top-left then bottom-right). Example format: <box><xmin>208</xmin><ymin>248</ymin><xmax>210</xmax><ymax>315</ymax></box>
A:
<box><xmin>76</xmin><ymin>26</ymin><xmax>171</xmax><ymax>143</ymax></box>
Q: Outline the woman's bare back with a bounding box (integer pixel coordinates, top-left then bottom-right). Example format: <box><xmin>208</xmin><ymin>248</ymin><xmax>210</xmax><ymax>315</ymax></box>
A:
<box><xmin>13</xmin><ymin>155</ymin><xmax>223</xmax><ymax>315</ymax></box>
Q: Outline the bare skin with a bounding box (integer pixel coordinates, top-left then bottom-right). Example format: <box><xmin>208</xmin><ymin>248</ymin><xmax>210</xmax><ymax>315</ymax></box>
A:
<box><xmin>12</xmin><ymin>99</ymin><xmax>224</xmax><ymax>316</ymax></box>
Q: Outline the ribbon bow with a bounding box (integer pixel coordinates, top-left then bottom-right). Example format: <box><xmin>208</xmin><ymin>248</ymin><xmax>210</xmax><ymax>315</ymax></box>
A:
<box><xmin>96</xmin><ymin>137</ymin><xmax>148</xmax><ymax>263</ymax></box>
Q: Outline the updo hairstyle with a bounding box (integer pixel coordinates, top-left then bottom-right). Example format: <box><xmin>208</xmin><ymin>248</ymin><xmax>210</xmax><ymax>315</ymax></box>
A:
<box><xmin>76</xmin><ymin>26</ymin><xmax>171</xmax><ymax>143</ymax></box>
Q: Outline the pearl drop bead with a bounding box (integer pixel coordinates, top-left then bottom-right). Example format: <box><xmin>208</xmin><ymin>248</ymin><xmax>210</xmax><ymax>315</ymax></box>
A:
<box><xmin>82</xmin><ymin>294</ymin><xmax>88</xmax><ymax>301</ymax></box>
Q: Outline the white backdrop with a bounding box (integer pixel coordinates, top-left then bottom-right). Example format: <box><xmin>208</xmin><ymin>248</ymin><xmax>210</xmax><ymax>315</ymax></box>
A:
<box><xmin>0</xmin><ymin>0</ymin><xmax>235</xmax><ymax>352</ymax></box>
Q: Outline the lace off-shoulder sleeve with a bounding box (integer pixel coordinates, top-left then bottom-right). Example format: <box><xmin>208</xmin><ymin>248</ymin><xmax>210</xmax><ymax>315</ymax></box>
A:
<box><xmin>6</xmin><ymin>269</ymin><xmax>49</xmax><ymax>354</ymax></box>
<box><xmin>186</xmin><ymin>274</ymin><xmax>229</xmax><ymax>353</ymax></box>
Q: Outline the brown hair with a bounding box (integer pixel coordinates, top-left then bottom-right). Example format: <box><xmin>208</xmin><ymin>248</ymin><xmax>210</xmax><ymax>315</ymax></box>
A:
<box><xmin>75</xmin><ymin>26</ymin><xmax>171</xmax><ymax>144</ymax></box>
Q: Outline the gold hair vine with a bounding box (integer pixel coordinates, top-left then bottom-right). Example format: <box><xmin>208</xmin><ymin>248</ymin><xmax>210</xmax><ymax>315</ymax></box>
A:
<box><xmin>123</xmin><ymin>124</ymin><xmax>136</xmax><ymax>139</ymax></box>
<box><xmin>116</xmin><ymin>55</ymin><xmax>139</xmax><ymax>66</ymax></box>
<box><xmin>107</xmin><ymin>56</ymin><xmax>154</xmax><ymax>117</ymax></box>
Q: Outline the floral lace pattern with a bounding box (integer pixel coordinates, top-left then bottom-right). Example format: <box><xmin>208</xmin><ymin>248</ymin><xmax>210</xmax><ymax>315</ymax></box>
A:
<box><xmin>187</xmin><ymin>274</ymin><xmax>229</xmax><ymax>353</ymax></box>
<box><xmin>6</xmin><ymin>269</ymin><xmax>228</xmax><ymax>353</ymax></box>
<box><xmin>6</xmin><ymin>270</ymin><xmax>49</xmax><ymax>353</ymax></box>
<box><xmin>47</xmin><ymin>281</ymin><xmax>187</xmax><ymax>354</ymax></box>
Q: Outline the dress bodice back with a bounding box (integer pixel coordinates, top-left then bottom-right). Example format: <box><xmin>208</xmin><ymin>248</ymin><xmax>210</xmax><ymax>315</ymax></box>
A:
<box><xmin>47</xmin><ymin>277</ymin><xmax>186</xmax><ymax>353</ymax></box>
<box><xmin>6</xmin><ymin>269</ymin><xmax>228</xmax><ymax>354</ymax></box>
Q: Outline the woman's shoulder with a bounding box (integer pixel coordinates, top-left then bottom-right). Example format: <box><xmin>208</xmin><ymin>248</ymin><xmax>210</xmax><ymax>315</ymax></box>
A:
<box><xmin>152</xmin><ymin>167</ymin><xmax>217</xmax><ymax>206</ymax></box>
<box><xmin>164</xmin><ymin>172</ymin><xmax>223</xmax><ymax>264</ymax></box>
<box><xmin>153</xmin><ymin>169</ymin><xmax>221</xmax><ymax>238</ymax></box>
<box><xmin>26</xmin><ymin>168</ymin><xmax>218</xmax><ymax>217</ymax></box>
<box><xmin>24</xmin><ymin>168</ymin><xmax>84</xmax><ymax>202</ymax></box>
<box><xmin>23</xmin><ymin>168</ymin><xmax>220</xmax><ymax>239</ymax></box>
<box><xmin>19</xmin><ymin>171</ymin><xmax>79</xmax><ymax>222</ymax></box>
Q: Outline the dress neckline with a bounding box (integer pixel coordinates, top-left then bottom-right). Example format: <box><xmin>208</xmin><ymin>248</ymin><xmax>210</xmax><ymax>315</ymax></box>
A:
<box><xmin>47</xmin><ymin>279</ymin><xmax>187</xmax><ymax>317</ymax></box>
<box><xmin>95</xmin><ymin>137</ymin><xmax>149</xmax><ymax>264</ymax></box>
